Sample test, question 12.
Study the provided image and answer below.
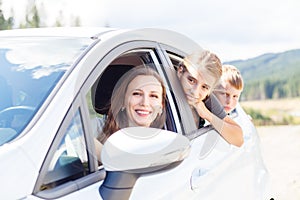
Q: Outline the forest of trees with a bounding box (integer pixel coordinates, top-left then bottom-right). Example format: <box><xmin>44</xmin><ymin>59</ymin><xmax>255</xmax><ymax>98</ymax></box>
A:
<box><xmin>0</xmin><ymin>1</ymin><xmax>13</xmax><ymax>30</ymax></box>
<box><xmin>242</xmin><ymin>76</ymin><xmax>300</xmax><ymax>100</ymax></box>
<box><xmin>0</xmin><ymin>0</ymin><xmax>81</xmax><ymax>30</ymax></box>
<box><xmin>227</xmin><ymin>49</ymin><xmax>300</xmax><ymax>101</ymax></box>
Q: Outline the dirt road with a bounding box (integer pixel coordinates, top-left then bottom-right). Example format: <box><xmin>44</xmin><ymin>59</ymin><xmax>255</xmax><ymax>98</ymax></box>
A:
<box><xmin>257</xmin><ymin>125</ymin><xmax>300</xmax><ymax>200</ymax></box>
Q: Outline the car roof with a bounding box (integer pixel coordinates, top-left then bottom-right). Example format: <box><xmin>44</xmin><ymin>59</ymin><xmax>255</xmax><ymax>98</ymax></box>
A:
<box><xmin>0</xmin><ymin>27</ymin><xmax>117</xmax><ymax>37</ymax></box>
<box><xmin>0</xmin><ymin>27</ymin><xmax>201</xmax><ymax>54</ymax></box>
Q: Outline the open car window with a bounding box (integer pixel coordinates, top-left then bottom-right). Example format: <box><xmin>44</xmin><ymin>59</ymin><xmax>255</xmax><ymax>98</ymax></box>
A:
<box><xmin>85</xmin><ymin>49</ymin><xmax>182</xmax><ymax>167</ymax></box>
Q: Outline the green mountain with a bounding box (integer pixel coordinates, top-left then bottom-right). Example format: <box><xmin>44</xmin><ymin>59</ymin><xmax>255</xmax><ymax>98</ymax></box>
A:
<box><xmin>225</xmin><ymin>49</ymin><xmax>300</xmax><ymax>100</ymax></box>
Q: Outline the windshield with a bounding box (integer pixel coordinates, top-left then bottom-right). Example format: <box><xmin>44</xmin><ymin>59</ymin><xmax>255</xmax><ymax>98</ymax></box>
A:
<box><xmin>0</xmin><ymin>37</ymin><xmax>93</xmax><ymax>145</ymax></box>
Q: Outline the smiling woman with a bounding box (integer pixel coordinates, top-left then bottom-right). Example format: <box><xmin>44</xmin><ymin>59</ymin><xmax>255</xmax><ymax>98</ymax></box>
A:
<box><xmin>97</xmin><ymin>66</ymin><xmax>167</xmax><ymax>144</ymax></box>
<box><xmin>125</xmin><ymin>75</ymin><xmax>163</xmax><ymax>127</ymax></box>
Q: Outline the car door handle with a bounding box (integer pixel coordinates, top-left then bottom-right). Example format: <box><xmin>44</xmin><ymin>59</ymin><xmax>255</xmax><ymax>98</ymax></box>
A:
<box><xmin>191</xmin><ymin>148</ymin><xmax>243</xmax><ymax>190</ymax></box>
<box><xmin>190</xmin><ymin>167</ymin><xmax>216</xmax><ymax>190</ymax></box>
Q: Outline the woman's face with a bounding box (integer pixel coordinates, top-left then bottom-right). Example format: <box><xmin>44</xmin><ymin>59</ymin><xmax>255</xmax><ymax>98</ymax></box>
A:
<box><xmin>125</xmin><ymin>75</ymin><xmax>163</xmax><ymax>127</ymax></box>
<box><xmin>177</xmin><ymin>67</ymin><xmax>216</xmax><ymax>106</ymax></box>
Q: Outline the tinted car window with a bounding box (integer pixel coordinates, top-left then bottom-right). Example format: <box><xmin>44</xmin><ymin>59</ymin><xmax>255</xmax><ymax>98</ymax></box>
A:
<box><xmin>39</xmin><ymin>109</ymin><xmax>89</xmax><ymax>191</ymax></box>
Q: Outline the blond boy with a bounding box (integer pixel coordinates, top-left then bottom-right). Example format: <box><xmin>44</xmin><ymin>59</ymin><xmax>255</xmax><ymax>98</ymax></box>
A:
<box><xmin>213</xmin><ymin>64</ymin><xmax>244</xmax><ymax>115</ymax></box>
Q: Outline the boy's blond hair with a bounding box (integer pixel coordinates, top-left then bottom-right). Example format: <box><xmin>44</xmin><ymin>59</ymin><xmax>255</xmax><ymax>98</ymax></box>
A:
<box><xmin>220</xmin><ymin>64</ymin><xmax>243</xmax><ymax>90</ymax></box>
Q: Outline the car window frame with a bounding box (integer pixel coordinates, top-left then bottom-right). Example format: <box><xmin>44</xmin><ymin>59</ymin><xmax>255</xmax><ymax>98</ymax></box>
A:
<box><xmin>34</xmin><ymin>40</ymin><xmax>190</xmax><ymax>199</ymax></box>
<box><xmin>80</xmin><ymin>41</ymin><xmax>184</xmax><ymax>136</ymax></box>
<box><xmin>156</xmin><ymin>44</ymin><xmax>198</xmax><ymax>135</ymax></box>
<box><xmin>34</xmin><ymin>94</ymin><xmax>105</xmax><ymax>198</ymax></box>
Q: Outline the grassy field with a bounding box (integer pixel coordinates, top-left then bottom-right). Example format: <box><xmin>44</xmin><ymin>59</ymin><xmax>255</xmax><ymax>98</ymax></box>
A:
<box><xmin>257</xmin><ymin>125</ymin><xmax>300</xmax><ymax>200</ymax></box>
<box><xmin>240</xmin><ymin>97</ymin><xmax>300</xmax><ymax>125</ymax></box>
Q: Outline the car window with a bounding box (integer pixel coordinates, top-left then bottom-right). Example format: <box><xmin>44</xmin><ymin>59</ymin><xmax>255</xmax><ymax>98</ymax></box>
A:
<box><xmin>34</xmin><ymin>47</ymin><xmax>184</xmax><ymax>198</ymax></box>
<box><xmin>85</xmin><ymin>49</ymin><xmax>179</xmax><ymax>167</ymax></box>
<box><xmin>38</xmin><ymin>109</ymin><xmax>90</xmax><ymax>192</ymax></box>
<box><xmin>167</xmin><ymin>52</ymin><xmax>204</xmax><ymax>130</ymax></box>
<box><xmin>0</xmin><ymin>37</ymin><xmax>93</xmax><ymax>145</ymax></box>
<box><xmin>155</xmin><ymin>50</ymin><xmax>197</xmax><ymax>135</ymax></box>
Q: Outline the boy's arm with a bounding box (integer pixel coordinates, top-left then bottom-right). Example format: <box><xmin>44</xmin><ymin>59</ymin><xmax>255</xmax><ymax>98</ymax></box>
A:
<box><xmin>194</xmin><ymin>100</ymin><xmax>244</xmax><ymax>147</ymax></box>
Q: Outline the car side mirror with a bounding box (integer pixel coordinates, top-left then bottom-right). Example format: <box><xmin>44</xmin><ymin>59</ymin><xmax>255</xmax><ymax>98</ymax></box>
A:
<box><xmin>101</xmin><ymin>127</ymin><xmax>190</xmax><ymax>173</ymax></box>
<box><xmin>100</xmin><ymin>127</ymin><xmax>190</xmax><ymax>200</ymax></box>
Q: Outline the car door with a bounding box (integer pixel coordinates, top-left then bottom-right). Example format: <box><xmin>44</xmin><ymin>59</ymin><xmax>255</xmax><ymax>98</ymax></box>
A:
<box><xmin>123</xmin><ymin>46</ymin><xmax>215</xmax><ymax>200</ymax></box>
<box><xmin>28</xmin><ymin>38</ymin><xmax>265</xmax><ymax>200</ymax></box>
<box><xmin>158</xmin><ymin>45</ymin><xmax>269</xmax><ymax>200</ymax></box>
<box><xmin>88</xmin><ymin>41</ymin><xmax>267</xmax><ymax>200</ymax></box>
<box><xmin>77</xmin><ymin>41</ymin><xmax>228</xmax><ymax>200</ymax></box>
<box><xmin>81</xmin><ymin>42</ymin><xmax>194</xmax><ymax>199</ymax></box>
<box><xmin>29</xmin><ymin>40</ymin><xmax>190</xmax><ymax>199</ymax></box>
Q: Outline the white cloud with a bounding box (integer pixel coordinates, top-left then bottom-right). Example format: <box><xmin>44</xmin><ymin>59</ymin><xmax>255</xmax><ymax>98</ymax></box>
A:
<box><xmin>3</xmin><ymin>37</ymin><xmax>85</xmax><ymax>79</ymax></box>
<box><xmin>1</xmin><ymin>0</ymin><xmax>299</xmax><ymax>61</ymax></box>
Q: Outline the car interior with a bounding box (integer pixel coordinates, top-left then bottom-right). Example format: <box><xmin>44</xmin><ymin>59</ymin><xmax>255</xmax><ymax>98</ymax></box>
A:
<box><xmin>92</xmin><ymin>50</ymin><xmax>177</xmax><ymax>132</ymax></box>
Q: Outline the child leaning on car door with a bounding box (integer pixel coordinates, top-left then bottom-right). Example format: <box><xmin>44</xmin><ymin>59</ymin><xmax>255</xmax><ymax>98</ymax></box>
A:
<box><xmin>177</xmin><ymin>50</ymin><xmax>243</xmax><ymax>147</ymax></box>
<box><xmin>213</xmin><ymin>64</ymin><xmax>255</xmax><ymax>142</ymax></box>
<box><xmin>213</xmin><ymin>64</ymin><xmax>244</xmax><ymax>117</ymax></box>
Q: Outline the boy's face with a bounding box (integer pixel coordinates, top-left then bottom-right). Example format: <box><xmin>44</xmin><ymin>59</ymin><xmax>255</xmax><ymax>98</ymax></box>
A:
<box><xmin>214</xmin><ymin>82</ymin><xmax>242</xmax><ymax>113</ymax></box>
<box><xmin>177</xmin><ymin>67</ymin><xmax>216</xmax><ymax>106</ymax></box>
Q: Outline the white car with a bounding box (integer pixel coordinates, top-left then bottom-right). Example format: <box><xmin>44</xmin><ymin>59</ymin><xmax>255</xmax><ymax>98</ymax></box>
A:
<box><xmin>0</xmin><ymin>27</ymin><xmax>269</xmax><ymax>200</ymax></box>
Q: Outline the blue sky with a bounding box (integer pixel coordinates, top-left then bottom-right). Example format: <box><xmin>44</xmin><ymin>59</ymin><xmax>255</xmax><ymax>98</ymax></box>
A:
<box><xmin>2</xmin><ymin>0</ymin><xmax>299</xmax><ymax>61</ymax></box>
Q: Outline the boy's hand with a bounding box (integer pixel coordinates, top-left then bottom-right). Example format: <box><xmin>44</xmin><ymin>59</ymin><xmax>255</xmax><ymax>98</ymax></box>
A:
<box><xmin>193</xmin><ymin>100</ymin><xmax>211</xmax><ymax>121</ymax></box>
